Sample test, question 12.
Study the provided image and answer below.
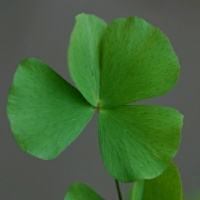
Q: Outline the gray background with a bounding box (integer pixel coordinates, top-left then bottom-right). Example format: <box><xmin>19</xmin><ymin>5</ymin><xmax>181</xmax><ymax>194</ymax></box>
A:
<box><xmin>0</xmin><ymin>0</ymin><xmax>199</xmax><ymax>199</ymax></box>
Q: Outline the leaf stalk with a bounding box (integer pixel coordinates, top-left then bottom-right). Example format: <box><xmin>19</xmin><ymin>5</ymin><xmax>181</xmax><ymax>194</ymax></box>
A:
<box><xmin>115</xmin><ymin>179</ymin><xmax>123</xmax><ymax>200</ymax></box>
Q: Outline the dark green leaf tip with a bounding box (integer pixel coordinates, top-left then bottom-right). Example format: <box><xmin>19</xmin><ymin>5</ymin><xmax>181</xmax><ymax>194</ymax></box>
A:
<box><xmin>64</xmin><ymin>182</ymin><xmax>104</xmax><ymax>200</ymax></box>
<box><xmin>129</xmin><ymin>163</ymin><xmax>182</xmax><ymax>200</ymax></box>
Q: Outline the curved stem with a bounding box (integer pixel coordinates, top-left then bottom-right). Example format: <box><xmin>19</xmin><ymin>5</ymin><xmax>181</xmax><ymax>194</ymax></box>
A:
<box><xmin>115</xmin><ymin>179</ymin><xmax>123</xmax><ymax>200</ymax></box>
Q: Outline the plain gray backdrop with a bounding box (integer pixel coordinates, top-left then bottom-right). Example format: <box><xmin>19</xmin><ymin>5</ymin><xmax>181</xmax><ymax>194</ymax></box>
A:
<box><xmin>1</xmin><ymin>0</ymin><xmax>200</xmax><ymax>199</ymax></box>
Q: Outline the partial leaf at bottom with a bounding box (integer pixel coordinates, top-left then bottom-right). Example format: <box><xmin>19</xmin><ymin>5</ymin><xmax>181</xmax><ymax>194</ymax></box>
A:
<box><xmin>64</xmin><ymin>182</ymin><xmax>104</xmax><ymax>200</ymax></box>
<box><xmin>129</xmin><ymin>163</ymin><xmax>182</xmax><ymax>200</ymax></box>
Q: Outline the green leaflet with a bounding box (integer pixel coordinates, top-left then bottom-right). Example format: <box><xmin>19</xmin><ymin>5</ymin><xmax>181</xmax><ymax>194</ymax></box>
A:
<box><xmin>129</xmin><ymin>163</ymin><xmax>182</xmax><ymax>200</ymax></box>
<box><xmin>100</xmin><ymin>16</ymin><xmax>179</xmax><ymax>108</ymax></box>
<box><xmin>98</xmin><ymin>105</ymin><xmax>183</xmax><ymax>182</ymax></box>
<box><xmin>7</xmin><ymin>58</ymin><xmax>94</xmax><ymax>160</ymax></box>
<box><xmin>64</xmin><ymin>182</ymin><xmax>104</xmax><ymax>200</ymax></box>
<box><xmin>68</xmin><ymin>13</ymin><xmax>107</xmax><ymax>107</ymax></box>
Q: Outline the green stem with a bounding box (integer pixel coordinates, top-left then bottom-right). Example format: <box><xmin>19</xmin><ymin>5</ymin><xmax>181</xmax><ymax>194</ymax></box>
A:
<box><xmin>115</xmin><ymin>179</ymin><xmax>123</xmax><ymax>200</ymax></box>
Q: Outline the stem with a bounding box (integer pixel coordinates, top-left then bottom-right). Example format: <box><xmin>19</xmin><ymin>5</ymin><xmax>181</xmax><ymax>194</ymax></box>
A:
<box><xmin>115</xmin><ymin>179</ymin><xmax>123</xmax><ymax>200</ymax></box>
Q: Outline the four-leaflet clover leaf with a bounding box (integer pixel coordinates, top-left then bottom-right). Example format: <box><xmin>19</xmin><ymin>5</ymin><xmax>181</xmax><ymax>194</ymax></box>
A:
<box><xmin>7</xmin><ymin>13</ymin><xmax>183</xmax><ymax>182</ymax></box>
